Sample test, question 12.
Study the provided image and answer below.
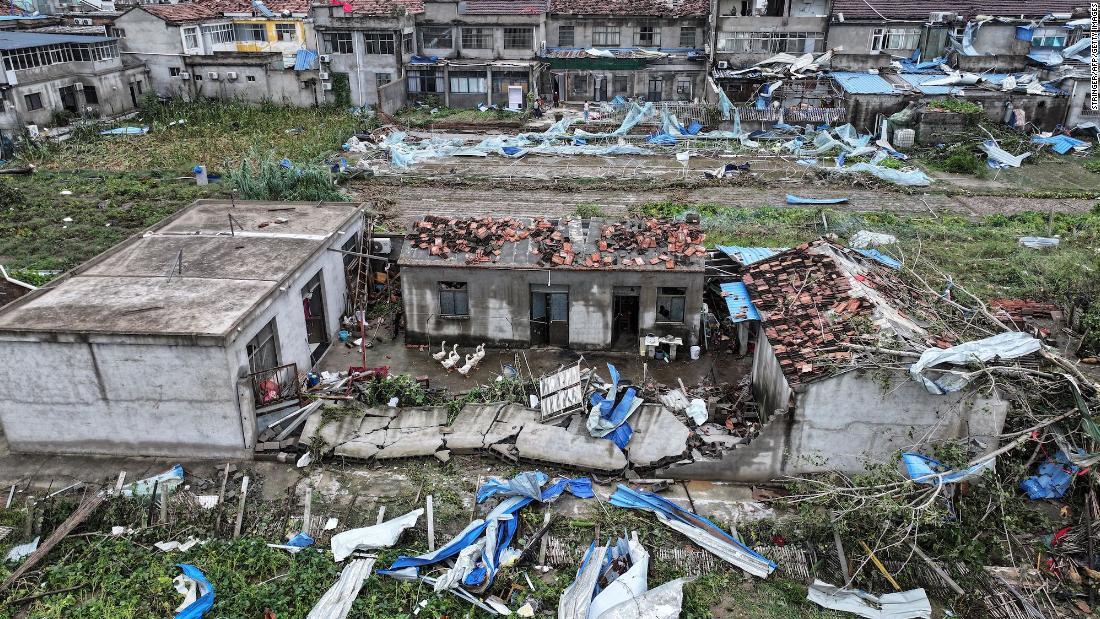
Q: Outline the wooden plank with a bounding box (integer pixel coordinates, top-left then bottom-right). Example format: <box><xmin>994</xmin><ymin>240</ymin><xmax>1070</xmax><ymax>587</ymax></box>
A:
<box><xmin>233</xmin><ymin>476</ymin><xmax>250</xmax><ymax>539</ymax></box>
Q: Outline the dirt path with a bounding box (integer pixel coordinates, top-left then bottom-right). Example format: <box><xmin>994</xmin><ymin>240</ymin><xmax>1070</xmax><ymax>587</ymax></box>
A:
<box><xmin>359</xmin><ymin>183</ymin><xmax>1099</xmax><ymax>222</ymax></box>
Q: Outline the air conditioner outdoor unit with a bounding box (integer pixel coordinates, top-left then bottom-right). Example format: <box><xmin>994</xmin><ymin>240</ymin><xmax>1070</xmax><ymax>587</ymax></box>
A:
<box><xmin>323</xmin><ymin>82</ymin><xmax>333</xmax><ymax>90</ymax></box>
<box><xmin>929</xmin><ymin>11</ymin><xmax>956</xmax><ymax>23</ymax></box>
<box><xmin>226</xmin><ymin>71</ymin><xmax>238</xmax><ymax>80</ymax></box>
<box><xmin>319</xmin><ymin>54</ymin><xmax>331</xmax><ymax>63</ymax></box>
<box><xmin>74</xmin><ymin>17</ymin><xmax>92</xmax><ymax>25</ymax></box>
<box><xmin>319</xmin><ymin>71</ymin><xmax>330</xmax><ymax>80</ymax></box>
<box><xmin>208</xmin><ymin>72</ymin><xmax>220</xmax><ymax>80</ymax></box>
<box><xmin>179</xmin><ymin>71</ymin><xmax>191</xmax><ymax>80</ymax></box>
<box><xmin>370</xmin><ymin>238</ymin><xmax>392</xmax><ymax>255</ymax></box>
<box><xmin>716</xmin><ymin>60</ymin><xmax>729</xmax><ymax>69</ymax></box>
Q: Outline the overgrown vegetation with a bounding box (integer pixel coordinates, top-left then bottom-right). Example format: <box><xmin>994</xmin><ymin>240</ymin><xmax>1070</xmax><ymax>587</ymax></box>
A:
<box><xmin>396</xmin><ymin>104</ymin><xmax>528</xmax><ymax>127</ymax></box>
<box><xmin>225</xmin><ymin>150</ymin><xmax>345</xmax><ymax>202</ymax></box>
<box><xmin>17</xmin><ymin>99</ymin><xmax>361</xmax><ymax>172</ymax></box>
<box><xmin>922</xmin><ymin>146</ymin><xmax>988</xmax><ymax>177</ymax></box>
<box><xmin>926</xmin><ymin>98</ymin><xmax>985</xmax><ymax>115</ymax></box>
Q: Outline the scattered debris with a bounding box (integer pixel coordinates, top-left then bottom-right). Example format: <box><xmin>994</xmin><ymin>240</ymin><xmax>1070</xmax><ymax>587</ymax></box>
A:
<box><xmin>806</xmin><ymin>580</ymin><xmax>932</xmax><ymax>619</ymax></box>
<box><xmin>173</xmin><ymin>564</ymin><xmax>215</xmax><ymax>619</ymax></box>
<box><xmin>330</xmin><ymin>509</ymin><xmax>423</xmax><ymax>562</ymax></box>
<box><xmin>305</xmin><ymin>558</ymin><xmax>375</xmax><ymax>619</ymax></box>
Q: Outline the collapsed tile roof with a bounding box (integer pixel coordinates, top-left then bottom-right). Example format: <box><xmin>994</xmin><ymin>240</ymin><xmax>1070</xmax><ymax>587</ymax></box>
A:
<box><xmin>743</xmin><ymin>239</ymin><xmax>942</xmax><ymax>385</ymax></box>
<box><xmin>339</xmin><ymin>0</ymin><xmax>425</xmax><ymax>16</ymax></box>
<box><xmin>460</xmin><ymin>0</ymin><xmax>546</xmax><ymax>14</ymax></box>
<box><xmin>830</xmin><ymin>0</ymin><xmax>1084</xmax><ymax>20</ymax></box>
<box><xmin>548</xmin><ymin>0</ymin><xmax>706</xmax><ymax>17</ymax></box>
<box><xmin>399</xmin><ymin>216</ymin><xmax>705</xmax><ymax>272</ymax></box>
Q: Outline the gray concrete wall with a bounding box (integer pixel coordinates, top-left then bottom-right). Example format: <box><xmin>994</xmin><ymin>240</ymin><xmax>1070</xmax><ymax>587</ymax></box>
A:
<box><xmin>401</xmin><ymin>265</ymin><xmax>704</xmax><ymax>349</ymax></box>
<box><xmin>546</xmin><ymin>15</ymin><xmax>705</xmax><ymax>50</ymax></box>
<box><xmin>551</xmin><ymin>66</ymin><xmax>706</xmax><ymax>102</ymax></box>
<box><xmin>377</xmin><ymin>75</ymin><xmax>406</xmax><ymax>114</ymax></box>
<box><xmin>663</xmin><ymin>368</ymin><xmax>1009</xmax><ymax>481</ymax></box>
<box><xmin>313</xmin><ymin>6</ymin><xmax>411</xmax><ymax>107</ymax></box>
<box><xmin>184</xmin><ymin>56</ymin><xmax>321</xmax><ymax>106</ymax></box>
<box><xmin>713</xmin><ymin>15</ymin><xmax>827</xmax><ymax>68</ymax></box>
<box><xmin>115</xmin><ymin>8</ymin><xmax>188</xmax><ymax>98</ymax></box>
<box><xmin>749</xmin><ymin>331</ymin><xmax>791</xmax><ymax>419</ymax></box>
<box><xmin>0</xmin><ymin>334</ymin><xmax>249</xmax><ymax>459</ymax></box>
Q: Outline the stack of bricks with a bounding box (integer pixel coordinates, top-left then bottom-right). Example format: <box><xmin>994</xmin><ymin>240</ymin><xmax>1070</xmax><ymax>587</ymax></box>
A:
<box><xmin>408</xmin><ymin>215</ymin><xmax>534</xmax><ymax>264</ymax></box>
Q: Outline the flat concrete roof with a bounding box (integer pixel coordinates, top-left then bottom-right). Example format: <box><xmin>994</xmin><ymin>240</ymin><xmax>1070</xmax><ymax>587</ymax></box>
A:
<box><xmin>0</xmin><ymin>200</ymin><xmax>366</xmax><ymax>338</ymax></box>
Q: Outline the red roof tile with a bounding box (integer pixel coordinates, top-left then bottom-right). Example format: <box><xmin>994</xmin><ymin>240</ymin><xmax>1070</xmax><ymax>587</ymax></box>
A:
<box><xmin>830</xmin><ymin>0</ymin><xmax>1084</xmax><ymax>20</ymax></box>
<box><xmin>549</xmin><ymin>0</ymin><xmax>706</xmax><ymax>17</ymax></box>
<box><xmin>336</xmin><ymin>0</ymin><xmax>425</xmax><ymax>16</ymax></box>
<box><xmin>461</xmin><ymin>0</ymin><xmax>546</xmax><ymax>14</ymax></box>
<box><xmin>744</xmin><ymin>239</ymin><xmax>940</xmax><ymax>385</ymax></box>
<box><xmin>139</xmin><ymin>0</ymin><xmax>312</xmax><ymax>22</ymax></box>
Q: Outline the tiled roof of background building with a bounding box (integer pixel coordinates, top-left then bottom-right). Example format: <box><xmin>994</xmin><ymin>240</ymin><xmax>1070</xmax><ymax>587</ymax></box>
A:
<box><xmin>341</xmin><ymin>0</ymin><xmax>424</xmax><ymax>16</ymax></box>
<box><xmin>743</xmin><ymin>239</ymin><xmax>941</xmax><ymax>385</ymax></box>
<box><xmin>461</xmin><ymin>0</ymin><xmax>546</xmax><ymax>14</ymax></box>
<box><xmin>549</xmin><ymin>0</ymin><xmax>706</xmax><ymax>17</ymax></box>
<box><xmin>830</xmin><ymin>0</ymin><xmax>1084</xmax><ymax>20</ymax></box>
<box><xmin>139</xmin><ymin>0</ymin><xmax>314</xmax><ymax>22</ymax></box>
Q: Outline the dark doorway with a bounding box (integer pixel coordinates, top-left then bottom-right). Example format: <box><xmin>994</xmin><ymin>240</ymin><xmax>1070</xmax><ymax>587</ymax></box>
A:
<box><xmin>594</xmin><ymin>76</ymin><xmax>607</xmax><ymax>102</ymax></box>
<box><xmin>301</xmin><ymin>271</ymin><xmax>329</xmax><ymax>364</ymax></box>
<box><xmin>612</xmin><ymin>288</ymin><xmax>639</xmax><ymax>350</ymax></box>
<box><xmin>129</xmin><ymin>83</ymin><xmax>139</xmax><ymax>107</ymax></box>
<box><xmin>531</xmin><ymin>286</ymin><xmax>569</xmax><ymax>347</ymax></box>
<box><xmin>59</xmin><ymin>85</ymin><xmax>79</xmax><ymax>115</ymax></box>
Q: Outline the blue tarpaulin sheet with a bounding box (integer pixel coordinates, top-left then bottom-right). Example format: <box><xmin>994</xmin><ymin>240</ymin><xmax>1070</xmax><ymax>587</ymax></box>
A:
<box><xmin>286</xmin><ymin>532</ymin><xmax>315</xmax><ymax>548</ymax></box>
<box><xmin>1021</xmin><ymin>451</ymin><xmax>1080</xmax><ymax>499</ymax></box>
<box><xmin>902</xmin><ymin>452</ymin><xmax>992</xmax><ymax>485</ymax></box>
<box><xmin>174</xmin><ymin>564</ymin><xmax>214</xmax><ymax>619</ymax></box>
<box><xmin>829</xmin><ymin>71</ymin><xmax>897</xmax><ymax>95</ymax></box>
<box><xmin>476</xmin><ymin>471</ymin><xmax>594</xmax><ymax>503</ymax></box>
<box><xmin>785</xmin><ymin>194</ymin><xmax>849</xmax><ymax>205</ymax></box>
<box><xmin>685</xmin><ymin>120</ymin><xmax>703</xmax><ymax>135</ymax></box>
<box><xmin>719</xmin><ymin>282</ymin><xmax>760</xmax><ymax>323</ymax></box>
<box><xmin>646</xmin><ymin>133</ymin><xmax>677</xmax><ymax>145</ymax></box>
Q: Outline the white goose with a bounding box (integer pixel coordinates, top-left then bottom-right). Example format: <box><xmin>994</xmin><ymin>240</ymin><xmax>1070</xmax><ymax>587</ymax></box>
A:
<box><xmin>471</xmin><ymin>343</ymin><xmax>486</xmax><ymax>363</ymax></box>
<box><xmin>457</xmin><ymin>354</ymin><xmax>477</xmax><ymax>376</ymax></box>
<box><xmin>441</xmin><ymin>346</ymin><xmax>461</xmax><ymax>370</ymax></box>
<box><xmin>431</xmin><ymin>340</ymin><xmax>449</xmax><ymax>361</ymax></box>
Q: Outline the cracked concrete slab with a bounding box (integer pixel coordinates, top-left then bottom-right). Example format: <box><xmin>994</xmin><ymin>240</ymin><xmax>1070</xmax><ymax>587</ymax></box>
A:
<box><xmin>445</xmin><ymin>403</ymin><xmax>505</xmax><ymax>453</ymax></box>
<box><xmin>484</xmin><ymin>403</ymin><xmax>536</xmax><ymax>445</ymax></box>
<box><xmin>515</xmin><ymin>423</ymin><xmax>628</xmax><ymax>471</ymax></box>
<box><xmin>626</xmin><ymin>404</ymin><xmax>690</xmax><ymax>467</ymax></box>
<box><xmin>302</xmin><ymin>406</ymin><xmax>396</xmax><ymax>448</ymax></box>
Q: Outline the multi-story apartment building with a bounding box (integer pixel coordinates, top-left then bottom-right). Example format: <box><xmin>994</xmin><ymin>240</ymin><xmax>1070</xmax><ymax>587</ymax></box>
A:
<box><xmin>0</xmin><ymin>30</ymin><xmax>146</xmax><ymax>140</ymax></box>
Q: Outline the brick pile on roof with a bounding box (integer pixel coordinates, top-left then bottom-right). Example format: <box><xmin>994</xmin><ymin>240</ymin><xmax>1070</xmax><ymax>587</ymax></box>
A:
<box><xmin>743</xmin><ymin>239</ymin><xmax>942</xmax><ymax>385</ymax></box>
<box><xmin>548</xmin><ymin>0</ymin><xmax>706</xmax><ymax>17</ymax></box>
<box><xmin>830</xmin><ymin>0</ymin><xmax>1084</xmax><ymax>20</ymax></box>
<box><xmin>462</xmin><ymin>0</ymin><xmax>546</xmax><ymax>14</ymax></box>
<box><xmin>405</xmin><ymin>216</ymin><xmax>704</xmax><ymax>270</ymax></box>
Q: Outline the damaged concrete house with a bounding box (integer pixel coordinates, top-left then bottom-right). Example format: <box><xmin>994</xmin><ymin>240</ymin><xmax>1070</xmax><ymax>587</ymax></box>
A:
<box><xmin>540</xmin><ymin>0</ymin><xmax>708</xmax><ymax>104</ymax></box>
<box><xmin>0</xmin><ymin>200</ymin><xmax>366</xmax><ymax>459</ymax></box>
<box><xmin>0</xmin><ymin>30</ymin><xmax>146</xmax><ymax>141</ymax></box>
<box><xmin>113</xmin><ymin>0</ymin><xmax>323</xmax><ymax>106</ymax></box>
<box><xmin>667</xmin><ymin>240</ymin><xmax>1009</xmax><ymax>481</ymax></box>
<box><xmin>399</xmin><ymin>216</ymin><xmax>706</xmax><ymax>350</ymax></box>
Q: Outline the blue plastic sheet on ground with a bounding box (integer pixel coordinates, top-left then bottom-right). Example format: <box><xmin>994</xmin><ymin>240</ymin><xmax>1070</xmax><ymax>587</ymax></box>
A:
<box><xmin>100</xmin><ymin>126</ymin><xmax>148</xmax><ymax>135</ymax></box>
<box><xmin>174</xmin><ymin>564</ymin><xmax>214</xmax><ymax>619</ymax></box>
<box><xmin>286</xmin><ymin>532</ymin><xmax>315</xmax><ymax>548</ymax></box>
<box><xmin>685</xmin><ymin>120</ymin><xmax>703</xmax><ymax>135</ymax></box>
<box><xmin>609</xmin><ymin>485</ymin><xmax>776</xmax><ymax>577</ymax></box>
<box><xmin>1030</xmin><ymin>134</ymin><xmax>1089</xmax><ymax>155</ymax></box>
<box><xmin>1020</xmin><ymin>451</ymin><xmax>1080</xmax><ymax>500</ymax></box>
<box><xmin>855</xmin><ymin>248</ymin><xmax>902</xmax><ymax>269</ymax></box>
<box><xmin>786</xmin><ymin>194</ymin><xmax>848</xmax><ymax>205</ymax></box>
<box><xmin>587</xmin><ymin>363</ymin><xmax>638</xmax><ymax>447</ymax></box>
<box><xmin>476</xmin><ymin>471</ymin><xmax>594</xmax><ymax>503</ymax></box>
<box><xmin>902</xmin><ymin>452</ymin><xmax>993</xmax><ymax>485</ymax></box>
<box><xmin>646</xmin><ymin>133</ymin><xmax>678</xmax><ymax>145</ymax></box>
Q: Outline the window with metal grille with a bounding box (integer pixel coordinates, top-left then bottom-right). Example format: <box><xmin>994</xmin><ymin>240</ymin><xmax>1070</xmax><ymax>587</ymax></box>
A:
<box><xmin>275</xmin><ymin>23</ymin><xmax>297</xmax><ymax>42</ymax></box>
<box><xmin>449</xmin><ymin>72</ymin><xmax>487</xmax><ymax>93</ymax></box>
<box><xmin>202</xmin><ymin>23</ymin><xmax>234</xmax><ymax>45</ymax></box>
<box><xmin>376</xmin><ymin>72</ymin><xmax>392</xmax><ymax>86</ymax></box>
<box><xmin>656</xmin><ymin>287</ymin><xmax>686</xmax><ymax>322</ymax></box>
<box><xmin>592</xmin><ymin>24</ymin><xmax>620</xmax><ymax>47</ymax></box>
<box><xmin>870</xmin><ymin>27</ymin><xmax>920</xmax><ymax>51</ymax></box>
<box><xmin>364</xmin><ymin>31</ymin><xmax>395</xmax><ymax>54</ymax></box>
<box><xmin>462</xmin><ymin>27</ymin><xmax>493</xmax><ymax>49</ymax></box>
<box><xmin>183</xmin><ymin>26</ymin><xmax>200</xmax><ymax>49</ymax></box>
<box><xmin>246</xmin><ymin>319</ymin><xmax>280</xmax><ymax>374</ymax></box>
<box><xmin>503</xmin><ymin>27</ymin><xmax>532</xmax><ymax>49</ymax></box>
<box><xmin>679</xmin><ymin>26</ymin><xmax>696</xmax><ymax>48</ymax></box>
<box><xmin>558</xmin><ymin>25</ymin><xmax>574</xmax><ymax>47</ymax></box>
<box><xmin>439</xmin><ymin>282</ymin><xmax>469</xmax><ymax>316</ymax></box>
<box><xmin>420</xmin><ymin>25</ymin><xmax>453</xmax><ymax>49</ymax></box>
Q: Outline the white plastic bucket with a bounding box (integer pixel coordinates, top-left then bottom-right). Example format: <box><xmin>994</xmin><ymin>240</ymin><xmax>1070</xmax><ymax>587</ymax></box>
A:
<box><xmin>689</xmin><ymin>345</ymin><xmax>701</xmax><ymax>360</ymax></box>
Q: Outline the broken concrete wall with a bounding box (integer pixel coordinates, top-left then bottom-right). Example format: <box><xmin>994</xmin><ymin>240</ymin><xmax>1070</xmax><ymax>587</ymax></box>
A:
<box><xmin>401</xmin><ymin>265</ymin><xmax>703</xmax><ymax>350</ymax></box>
<box><xmin>377</xmin><ymin>75</ymin><xmax>406</xmax><ymax>115</ymax></box>
<box><xmin>713</xmin><ymin>15</ymin><xmax>828</xmax><ymax>69</ymax></box>
<box><xmin>662</xmin><ymin>368</ymin><xmax>1008</xmax><ymax>481</ymax></box>
<box><xmin>0</xmin><ymin>334</ymin><xmax>250</xmax><ymax>459</ymax></box>
<box><xmin>749</xmin><ymin>331</ymin><xmax>791</xmax><ymax>419</ymax></box>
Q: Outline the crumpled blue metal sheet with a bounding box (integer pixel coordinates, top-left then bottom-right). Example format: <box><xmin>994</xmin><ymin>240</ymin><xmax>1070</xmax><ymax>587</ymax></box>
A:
<box><xmin>1020</xmin><ymin>451</ymin><xmax>1079</xmax><ymax>500</ymax></box>
<box><xmin>855</xmin><ymin>248</ymin><xmax>901</xmax><ymax>269</ymax></box>
<box><xmin>175</xmin><ymin>564</ymin><xmax>215</xmax><ymax>619</ymax></box>
<box><xmin>828</xmin><ymin>71</ymin><xmax>897</xmax><ymax>95</ymax></box>
<box><xmin>715</xmin><ymin>245</ymin><xmax>784</xmax><ymax>265</ymax></box>
<box><xmin>294</xmin><ymin>49</ymin><xmax>318</xmax><ymax>71</ymax></box>
<box><xmin>476</xmin><ymin>471</ymin><xmax>593</xmax><ymax>503</ymax></box>
<box><xmin>902</xmin><ymin>452</ymin><xmax>994</xmax><ymax>485</ymax></box>
<box><xmin>719</xmin><ymin>282</ymin><xmax>760</xmax><ymax>323</ymax></box>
